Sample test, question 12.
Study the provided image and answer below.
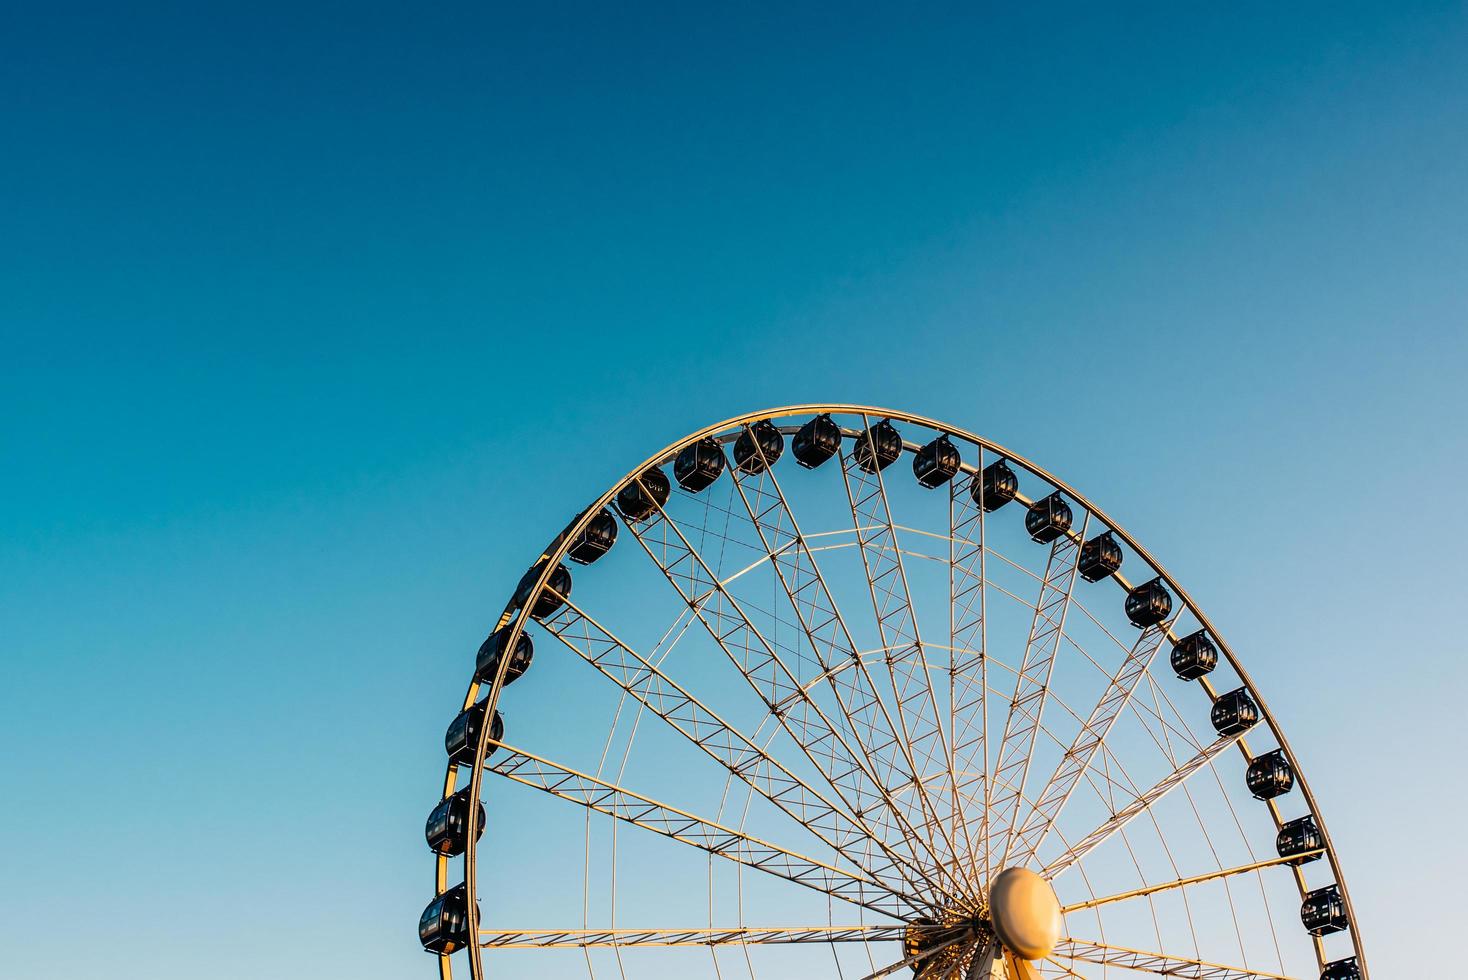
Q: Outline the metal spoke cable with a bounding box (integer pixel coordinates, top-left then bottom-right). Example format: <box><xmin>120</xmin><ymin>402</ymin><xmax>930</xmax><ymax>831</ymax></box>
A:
<box><xmin>487</xmin><ymin>741</ymin><xmax>915</xmax><ymax>917</ymax></box>
<box><xmin>537</xmin><ymin>592</ymin><xmax>937</xmax><ymax>907</ymax></box>
<box><xmin>838</xmin><ymin>419</ymin><xmax>972</xmax><ymax>898</ymax></box>
<box><xmin>727</xmin><ymin>443</ymin><xmax>971</xmax><ymax>901</ymax></box>
<box><xmin>986</xmin><ymin>517</ymin><xmax>1089</xmax><ymax>874</ymax></box>
<box><xmin>621</xmin><ymin>484</ymin><xmax>959</xmax><ymax>902</ymax></box>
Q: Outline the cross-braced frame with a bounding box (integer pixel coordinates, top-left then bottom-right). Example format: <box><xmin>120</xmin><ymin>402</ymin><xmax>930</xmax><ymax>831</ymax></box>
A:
<box><xmin>424</xmin><ymin>406</ymin><xmax>1368</xmax><ymax>980</ymax></box>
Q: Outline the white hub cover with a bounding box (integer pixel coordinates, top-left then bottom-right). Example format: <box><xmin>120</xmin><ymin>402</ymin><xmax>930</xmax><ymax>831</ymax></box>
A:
<box><xmin>988</xmin><ymin>867</ymin><xmax>1063</xmax><ymax>960</ymax></box>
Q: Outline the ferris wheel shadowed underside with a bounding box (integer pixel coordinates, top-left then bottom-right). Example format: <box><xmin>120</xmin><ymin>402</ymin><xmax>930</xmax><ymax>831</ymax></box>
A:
<box><xmin>419</xmin><ymin>406</ymin><xmax>1367</xmax><ymax>980</ymax></box>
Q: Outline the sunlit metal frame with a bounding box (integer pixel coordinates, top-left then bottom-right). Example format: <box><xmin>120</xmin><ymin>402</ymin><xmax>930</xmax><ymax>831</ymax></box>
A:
<box><xmin>429</xmin><ymin>404</ymin><xmax>1369</xmax><ymax>979</ymax></box>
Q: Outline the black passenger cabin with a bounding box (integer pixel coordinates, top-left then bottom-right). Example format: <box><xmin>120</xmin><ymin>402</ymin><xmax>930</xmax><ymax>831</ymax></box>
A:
<box><xmin>1170</xmin><ymin>630</ymin><xmax>1218</xmax><ymax>680</ymax></box>
<box><xmin>1321</xmin><ymin>957</ymin><xmax>1361</xmax><ymax>980</ymax></box>
<box><xmin>913</xmin><ymin>434</ymin><xmax>961</xmax><ymax>488</ymax></box>
<box><xmin>615</xmin><ymin>466</ymin><xmax>671</xmax><ymax>522</ymax></box>
<box><xmin>1125</xmin><ymin>577</ymin><xmax>1172</xmax><ymax>627</ymax></box>
<box><xmin>853</xmin><ymin>419</ymin><xmax>903</xmax><ymax>473</ymax></box>
<box><xmin>445</xmin><ymin>701</ymin><xmax>504</xmax><ymax>766</ymax></box>
<box><xmin>1246</xmin><ymin>749</ymin><xmax>1294</xmax><ymax>800</ymax></box>
<box><xmin>425</xmin><ymin>788</ymin><xmax>486</xmax><ymax>857</ymax></box>
<box><xmin>1078</xmin><ymin>531</ymin><xmax>1123</xmax><ymax>582</ymax></box>
<box><xmin>567</xmin><ymin>508</ymin><xmax>618</xmax><ymax>564</ymax></box>
<box><xmin>475</xmin><ymin>628</ymin><xmax>534</xmax><ymax>687</ymax></box>
<box><xmin>514</xmin><ymin>562</ymin><xmax>572</xmax><ymax>620</ymax></box>
<box><xmin>1210</xmin><ymin>686</ymin><xmax>1259</xmax><ymax>736</ymax></box>
<box><xmin>419</xmin><ymin>884</ymin><xmax>474</xmax><ymax>954</ymax></box>
<box><xmin>510</xmin><ymin>557</ymin><xmax>566</xmax><ymax>619</ymax></box>
<box><xmin>973</xmin><ymin>458</ymin><xmax>1019</xmax><ymax>511</ymax></box>
<box><xmin>793</xmin><ymin>413</ymin><xmax>841</xmax><ymax>468</ymax></box>
<box><xmin>1276</xmin><ymin>814</ymin><xmax>1324</xmax><ymax>864</ymax></box>
<box><xmin>1301</xmin><ymin>885</ymin><xmax>1348</xmax><ymax>936</ymax></box>
<box><xmin>674</xmin><ymin>438</ymin><xmax>726</xmax><ymax>492</ymax></box>
<box><xmin>1024</xmin><ymin>492</ymin><xmax>1073</xmax><ymax>543</ymax></box>
<box><xmin>733</xmin><ymin>419</ymin><xmax>784</xmax><ymax>474</ymax></box>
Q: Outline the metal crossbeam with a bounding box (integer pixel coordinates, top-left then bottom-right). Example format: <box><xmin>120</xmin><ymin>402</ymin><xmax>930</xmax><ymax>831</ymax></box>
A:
<box><xmin>622</xmin><ymin>473</ymin><xmax>961</xmax><ymax>904</ymax></box>
<box><xmin>1045</xmin><ymin>731</ymin><xmax>1243</xmax><ymax>876</ymax></box>
<box><xmin>984</xmin><ymin>519</ymin><xmax>1087</xmax><ymax>874</ymax></box>
<box><xmin>480</xmin><ymin>924</ymin><xmax>911</xmax><ymax>949</ymax></box>
<box><xmin>859</xmin><ymin>933</ymin><xmax>979</xmax><ymax>980</ymax></box>
<box><xmin>536</xmin><ymin>590</ymin><xmax>937</xmax><ymax>909</ymax></box>
<box><xmin>839</xmin><ymin>420</ymin><xmax>970</xmax><ymax>894</ymax></box>
<box><xmin>1061</xmin><ymin>851</ymin><xmax>1325</xmax><ymax>913</ymax></box>
<box><xmin>1054</xmin><ymin>938</ymin><xmax>1298</xmax><ymax>979</ymax></box>
<box><xmin>1005</xmin><ymin>614</ymin><xmax>1175</xmax><ymax>868</ymax></box>
<box><xmin>486</xmin><ymin>740</ymin><xmax>912</xmax><ymax>916</ymax></box>
<box><xmin>728</xmin><ymin>438</ymin><xmax>969</xmax><ymax>901</ymax></box>
<box><xmin>946</xmin><ymin>470</ymin><xmax>989</xmax><ymax>882</ymax></box>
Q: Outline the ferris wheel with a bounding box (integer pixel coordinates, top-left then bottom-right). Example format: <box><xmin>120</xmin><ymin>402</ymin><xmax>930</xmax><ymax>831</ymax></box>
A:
<box><xmin>419</xmin><ymin>406</ymin><xmax>1367</xmax><ymax>980</ymax></box>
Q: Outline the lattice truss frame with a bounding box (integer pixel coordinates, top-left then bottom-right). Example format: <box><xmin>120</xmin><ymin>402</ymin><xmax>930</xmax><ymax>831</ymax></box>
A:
<box><xmin>426</xmin><ymin>406</ymin><xmax>1368</xmax><ymax>980</ymax></box>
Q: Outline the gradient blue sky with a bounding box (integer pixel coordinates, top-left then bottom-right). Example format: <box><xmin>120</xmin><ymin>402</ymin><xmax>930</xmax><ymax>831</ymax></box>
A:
<box><xmin>3</xmin><ymin>3</ymin><xmax>1465</xmax><ymax>977</ymax></box>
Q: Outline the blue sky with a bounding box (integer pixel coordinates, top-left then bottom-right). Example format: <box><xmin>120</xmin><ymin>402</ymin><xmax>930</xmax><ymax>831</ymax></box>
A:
<box><xmin>2</xmin><ymin>3</ymin><xmax>1465</xmax><ymax>977</ymax></box>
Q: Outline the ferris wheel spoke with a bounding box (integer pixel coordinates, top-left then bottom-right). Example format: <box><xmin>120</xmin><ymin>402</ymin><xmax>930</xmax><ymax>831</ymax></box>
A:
<box><xmin>1060</xmin><ymin>850</ymin><xmax>1325</xmax><ymax>914</ymax></box>
<box><xmin>534</xmin><ymin>589</ymin><xmax>938</xmax><ymax>907</ymax></box>
<box><xmin>839</xmin><ymin>416</ymin><xmax>971</xmax><ymax>895</ymax></box>
<box><xmin>966</xmin><ymin>688</ymin><xmax>1193</xmax><ymax>932</ymax></box>
<box><xmin>726</xmin><ymin>436</ymin><xmax>971</xmax><ymax>902</ymax></box>
<box><xmin>985</xmin><ymin>514</ymin><xmax>1089</xmax><ymax>875</ymax></box>
<box><xmin>984</xmin><ymin>548</ymin><xmax>1204</xmax><ymax>751</ymax></box>
<box><xmin>1064</xmin><ymin>631</ymin><xmax>1206</xmax><ymax>758</ymax></box>
<box><xmin>479</xmin><ymin>924</ymin><xmax>911</xmax><ymax>949</ymax></box>
<box><xmin>947</xmin><ymin>467</ymin><xmax>989</xmax><ymax>884</ymax></box>
<box><xmin>857</xmin><ymin>932</ymin><xmax>978</xmax><ymax>980</ymax></box>
<box><xmin>1040</xmin><ymin>957</ymin><xmax>1086</xmax><ymax>980</ymax></box>
<box><xmin>1044</xmin><ymin>731</ymin><xmax>1244</xmax><ymax>878</ymax></box>
<box><xmin>980</xmin><ymin>650</ymin><xmax>1150</xmax><ymax>817</ymax></box>
<box><xmin>1007</xmin><ymin>613</ymin><xmax>1178</xmax><ymax>869</ymax></box>
<box><xmin>1052</xmin><ymin>939</ymin><xmax>1299</xmax><ymax>980</ymax></box>
<box><xmin>484</xmin><ymin>739</ymin><xmax>915</xmax><ymax>917</ymax></box>
<box><xmin>619</xmin><ymin>484</ymin><xmax>960</xmax><ymax>904</ymax></box>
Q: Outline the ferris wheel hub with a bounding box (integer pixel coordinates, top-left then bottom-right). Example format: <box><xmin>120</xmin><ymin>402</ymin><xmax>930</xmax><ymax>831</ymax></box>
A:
<box><xmin>987</xmin><ymin>867</ymin><xmax>1062</xmax><ymax>961</ymax></box>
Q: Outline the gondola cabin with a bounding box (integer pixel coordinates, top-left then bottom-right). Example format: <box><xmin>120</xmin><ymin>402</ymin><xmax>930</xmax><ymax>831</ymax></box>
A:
<box><xmin>853</xmin><ymin>419</ymin><xmax>903</xmax><ymax>473</ymax></box>
<box><xmin>445</xmin><ymin>701</ymin><xmax>504</xmax><ymax>767</ymax></box>
<box><xmin>1276</xmin><ymin>814</ymin><xmax>1324</xmax><ymax>864</ymax></box>
<box><xmin>1169</xmin><ymin>630</ymin><xmax>1218</xmax><ymax>680</ymax></box>
<box><xmin>1024</xmin><ymin>492</ymin><xmax>1073</xmax><ymax>543</ymax></box>
<box><xmin>1125</xmin><ymin>577</ymin><xmax>1172</xmax><ymax>627</ymax></box>
<box><xmin>793</xmin><ymin>413</ymin><xmax>841</xmax><ymax>468</ymax></box>
<box><xmin>1321</xmin><ymin>957</ymin><xmax>1361</xmax><ymax>980</ymax></box>
<box><xmin>973</xmin><ymin>458</ymin><xmax>1019</xmax><ymax>511</ymax></box>
<box><xmin>425</xmin><ymin>788</ymin><xmax>486</xmax><ymax>857</ymax></box>
<box><xmin>1210</xmin><ymin>687</ymin><xmax>1259</xmax><ymax>736</ymax></box>
<box><xmin>674</xmin><ymin>437</ymin><xmax>726</xmax><ymax>492</ymax></box>
<box><xmin>1301</xmin><ymin>885</ymin><xmax>1348</xmax><ymax>936</ymax></box>
<box><xmin>475</xmin><ymin>628</ymin><xmax>534</xmax><ymax>687</ymax></box>
<box><xmin>567</xmin><ymin>508</ymin><xmax>618</xmax><ymax>564</ymax></box>
<box><xmin>615</xmin><ymin>466</ymin><xmax>671</xmax><ymax>522</ymax></box>
<box><xmin>1078</xmin><ymin>531</ymin><xmax>1123</xmax><ymax>582</ymax></box>
<box><xmin>913</xmin><ymin>434</ymin><xmax>961</xmax><ymax>488</ymax></box>
<box><xmin>419</xmin><ymin>884</ymin><xmax>474</xmax><ymax>954</ymax></box>
<box><xmin>513</xmin><ymin>562</ymin><xmax>572</xmax><ymax>620</ymax></box>
<box><xmin>1245</xmin><ymin>749</ymin><xmax>1294</xmax><ymax>800</ymax></box>
<box><xmin>733</xmin><ymin>419</ymin><xmax>784</xmax><ymax>474</ymax></box>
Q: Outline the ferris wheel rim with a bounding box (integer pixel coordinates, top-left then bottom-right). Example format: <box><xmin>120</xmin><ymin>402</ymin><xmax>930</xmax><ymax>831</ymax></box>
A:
<box><xmin>432</xmin><ymin>403</ymin><xmax>1368</xmax><ymax>980</ymax></box>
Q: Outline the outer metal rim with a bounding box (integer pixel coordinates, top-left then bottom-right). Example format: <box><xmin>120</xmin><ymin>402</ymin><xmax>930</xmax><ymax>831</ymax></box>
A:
<box><xmin>432</xmin><ymin>404</ymin><xmax>1368</xmax><ymax>979</ymax></box>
